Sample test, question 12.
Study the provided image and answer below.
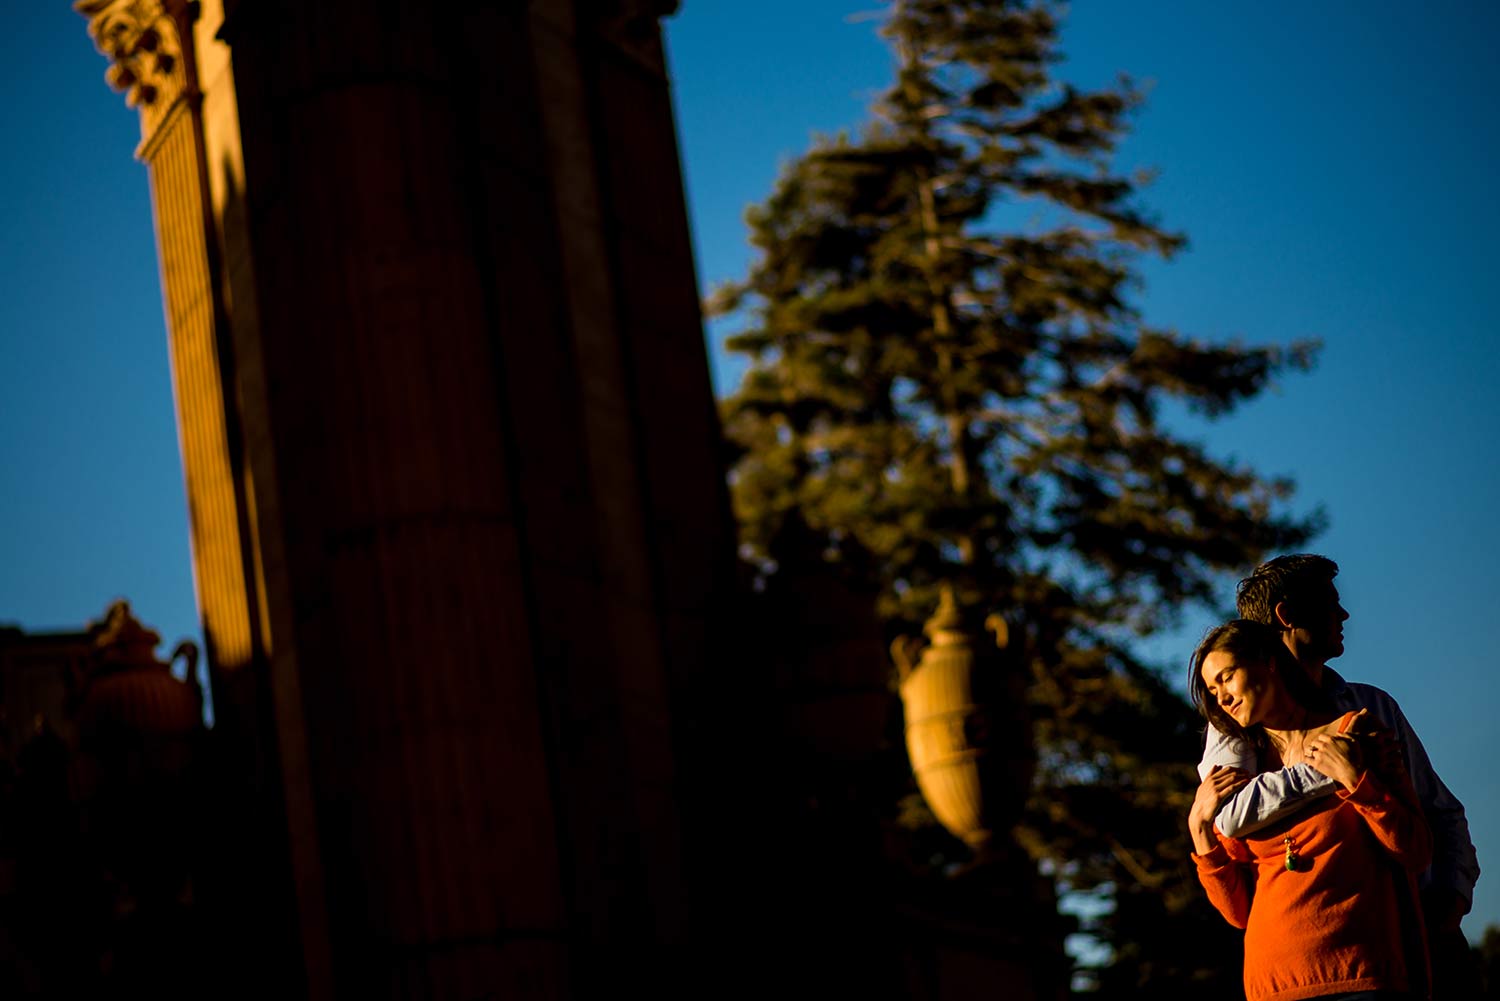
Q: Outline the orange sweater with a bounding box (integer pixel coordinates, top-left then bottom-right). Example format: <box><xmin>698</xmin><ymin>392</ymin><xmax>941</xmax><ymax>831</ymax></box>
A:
<box><xmin>1193</xmin><ymin>717</ymin><xmax>1433</xmax><ymax>1001</ymax></box>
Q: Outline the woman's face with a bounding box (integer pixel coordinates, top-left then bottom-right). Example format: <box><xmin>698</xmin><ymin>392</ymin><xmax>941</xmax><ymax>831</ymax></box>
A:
<box><xmin>1200</xmin><ymin>649</ymin><xmax>1279</xmax><ymax>728</ymax></box>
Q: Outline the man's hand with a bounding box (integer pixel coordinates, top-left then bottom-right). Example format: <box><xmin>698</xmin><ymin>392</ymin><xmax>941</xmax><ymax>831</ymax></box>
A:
<box><xmin>1190</xmin><ymin>764</ymin><xmax>1248</xmax><ymax>855</ymax></box>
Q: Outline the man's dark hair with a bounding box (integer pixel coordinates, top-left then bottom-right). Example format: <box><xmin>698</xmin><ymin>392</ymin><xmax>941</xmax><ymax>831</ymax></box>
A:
<box><xmin>1235</xmin><ymin>554</ymin><xmax>1340</xmax><ymax>627</ymax></box>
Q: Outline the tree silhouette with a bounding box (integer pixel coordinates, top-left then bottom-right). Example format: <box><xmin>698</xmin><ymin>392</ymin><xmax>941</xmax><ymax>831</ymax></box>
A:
<box><xmin>714</xmin><ymin>0</ymin><xmax>1319</xmax><ymax>990</ymax></box>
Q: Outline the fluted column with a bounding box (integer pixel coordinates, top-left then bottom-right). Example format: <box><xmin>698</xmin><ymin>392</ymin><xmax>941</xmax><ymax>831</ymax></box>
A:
<box><xmin>76</xmin><ymin>0</ymin><xmax>257</xmax><ymax>684</ymax></box>
<box><xmin>76</xmin><ymin>2</ymin><xmax>319</xmax><ymax>995</ymax></box>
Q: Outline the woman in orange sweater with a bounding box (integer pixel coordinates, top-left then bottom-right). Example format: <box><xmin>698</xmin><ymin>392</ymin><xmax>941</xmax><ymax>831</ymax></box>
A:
<box><xmin>1187</xmin><ymin>620</ymin><xmax>1432</xmax><ymax>1001</ymax></box>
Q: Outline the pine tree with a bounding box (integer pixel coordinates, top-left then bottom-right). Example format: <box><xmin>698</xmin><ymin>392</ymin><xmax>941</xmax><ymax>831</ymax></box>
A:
<box><xmin>714</xmin><ymin>0</ymin><xmax>1320</xmax><ymax>991</ymax></box>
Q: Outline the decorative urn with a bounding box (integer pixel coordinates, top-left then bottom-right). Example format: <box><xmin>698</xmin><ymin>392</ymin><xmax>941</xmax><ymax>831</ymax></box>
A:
<box><xmin>78</xmin><ymin>599</ymin><xmax>201</xmax><ymax>742</ymax></box>
<box><xmin>893</xmin><ymin>585</ymin><xmax>1034</xmax><ymax>857</ymax></box>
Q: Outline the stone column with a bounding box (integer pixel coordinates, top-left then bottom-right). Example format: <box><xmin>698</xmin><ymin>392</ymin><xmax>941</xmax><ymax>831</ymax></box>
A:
<box><xmin>79</xmin><ymin>0</ymin><xmax>738</xmax><ymax>998</ymax></box>
<box><xmin>74</xmin><ymin>0</ymin><xmax>259</xmax><ymax>694</ymax></box>
<box><xmin>76</xmin><ymin>1</ymin><xmax>330</xmax><ymax>994</ymax></box>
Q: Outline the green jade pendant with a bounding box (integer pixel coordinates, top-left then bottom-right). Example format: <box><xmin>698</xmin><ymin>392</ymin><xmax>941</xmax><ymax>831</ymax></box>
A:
<box><xmin>1283</xmin><ymin>836</ymin><xmax>1302</xmax><ymax>872</ymax></box>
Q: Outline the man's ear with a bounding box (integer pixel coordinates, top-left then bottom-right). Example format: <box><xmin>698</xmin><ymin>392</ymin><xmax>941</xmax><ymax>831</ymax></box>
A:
<box><xmin>1273</xmin><ymin>601</ymin><xmax>1296</xmax><ymax>630</ymax></box>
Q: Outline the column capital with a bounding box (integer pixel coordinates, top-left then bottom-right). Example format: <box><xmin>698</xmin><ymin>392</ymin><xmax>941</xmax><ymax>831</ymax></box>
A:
<box><xmin>580</xmin><ymin>0</ymin><xmax>679</xmax><ymax>76</ymax></box>
<box><xmin>75</xmin><ymin>0</ymin><xmax>189</xmax><ymax>138</ymax></box>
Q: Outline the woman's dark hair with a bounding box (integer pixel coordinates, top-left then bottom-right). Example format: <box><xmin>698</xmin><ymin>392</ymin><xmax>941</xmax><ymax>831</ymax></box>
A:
<box><xmin>1189</xmin><ymin>619</ymin><xmax>1332</xmax><ymax>752</ymax></box>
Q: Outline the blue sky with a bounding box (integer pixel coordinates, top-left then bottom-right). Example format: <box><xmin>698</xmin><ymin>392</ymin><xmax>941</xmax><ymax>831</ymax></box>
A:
<box><xmin>2</xmin><ymin>0</ymin><xmax>1496</xmax><ymax>945</ymax></box>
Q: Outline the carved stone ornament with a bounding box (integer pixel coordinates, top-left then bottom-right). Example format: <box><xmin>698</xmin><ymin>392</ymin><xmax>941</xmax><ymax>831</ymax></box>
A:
<box><xmin>582</xmin><ymin>0</ymin><xmax>679</xmax><ymax>74</ymax></box>
<box><xmin>75</xmin><ymin>0</ymin><xmax>185</xmax><ymax>111</ymax></box>
<box><xmin>90</xmin><ymin>598</ymin><xmax>164</xmax><ymax>668</ymax></box>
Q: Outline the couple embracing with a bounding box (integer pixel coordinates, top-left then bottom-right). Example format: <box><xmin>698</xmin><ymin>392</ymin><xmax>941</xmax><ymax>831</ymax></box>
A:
<box><xmin>1188</xmin><ymin>555</ymin><xmax>1479</xmax><ymax>1001</ymax></box>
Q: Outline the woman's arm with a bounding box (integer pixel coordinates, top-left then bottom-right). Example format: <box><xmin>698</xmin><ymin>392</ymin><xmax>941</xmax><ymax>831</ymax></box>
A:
<box><xmin>1189</xmin><ymin>765</ymin><xmax>1253</xmax><ymax>928</ymax></box>
<box><xmin>1306</xmin><ymin>731</ymin><xmax>1434</xmax><ymax>873</ymax></box>
<box><xmin>1194</xmin><ymin>846</ymin><xmax>1252</xmax><ymax>929</ymax></box>
<box><xmin>1189</xmin><ymin>764</ymin><xmax>1247</xmax><ymax>855</ymax></box>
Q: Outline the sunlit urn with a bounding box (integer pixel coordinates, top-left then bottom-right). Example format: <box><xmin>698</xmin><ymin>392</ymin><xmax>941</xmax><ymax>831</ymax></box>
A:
<box><xmin>894</xmin><ymin>585</ymin><xmax>1034</xmax><ymax>857</ymax></box>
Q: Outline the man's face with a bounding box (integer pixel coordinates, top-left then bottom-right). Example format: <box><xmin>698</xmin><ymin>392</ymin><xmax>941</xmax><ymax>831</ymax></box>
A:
<box><xmin>1286</xmin><ymin>580</ymin><xmax>1349</xmax><ymax>664</ymax></box>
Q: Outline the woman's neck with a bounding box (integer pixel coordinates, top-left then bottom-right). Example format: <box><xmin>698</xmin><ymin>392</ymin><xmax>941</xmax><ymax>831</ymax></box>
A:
<box><xmin>1260</xmin><ymin>701</ymin><xmax>1339</xmax><ymax>744</ymax></box>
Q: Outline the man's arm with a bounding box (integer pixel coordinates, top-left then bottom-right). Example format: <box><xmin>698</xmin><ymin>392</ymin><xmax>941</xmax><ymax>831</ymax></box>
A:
<box><xmin>1363</xmin><ymin>687</ymin><xmax>1480</xmax><ymax>918</ymax></box>
<box><xmin>1199</xmin><ymin>723</ymin><xmax>1337</xmax><ymax>838</ymax></box>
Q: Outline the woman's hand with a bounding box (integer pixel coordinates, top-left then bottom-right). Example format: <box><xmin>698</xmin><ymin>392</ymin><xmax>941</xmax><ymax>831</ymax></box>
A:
<box><xmin>1189</xmin><ymin>764</ymin><xmax>1248</xmax><ymax>855</ymax></box>
<box><xmin>1305</xmin><ymin>732</ymin><xmax>1364</xmax><ymax>792</ymax></box>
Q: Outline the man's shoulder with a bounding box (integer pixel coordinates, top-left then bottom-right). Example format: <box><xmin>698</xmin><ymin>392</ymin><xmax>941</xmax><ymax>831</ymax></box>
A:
<box><xmin>1333</xmin><ymin>677</ymin><xmax>1409</xmax><ymax>728</ymax></box>
<box><xmin>1341</xmin><ymin>680</ymin><xmax>1400</xmax><ymax>705</ymax></box>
